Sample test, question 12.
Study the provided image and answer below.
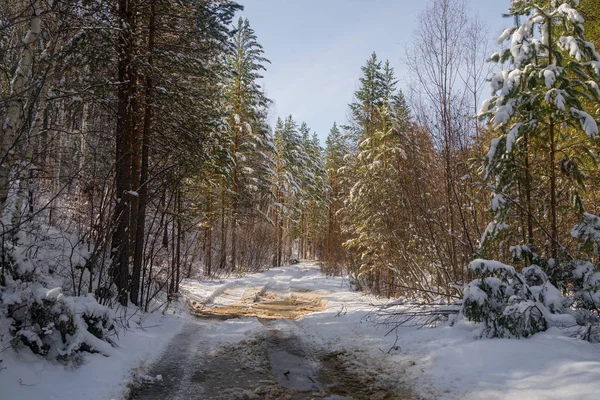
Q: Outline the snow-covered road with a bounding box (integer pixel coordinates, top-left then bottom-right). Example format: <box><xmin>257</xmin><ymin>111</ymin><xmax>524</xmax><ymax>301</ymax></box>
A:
<box><xmin>129</xmin><ymin>262</ymin><xmax>420</xmax><ymax>399</ymax></box>
<box><xmin>125</xmin><ymin>261</ymin><xmax>600</xmax><ymax>400</ymax></box>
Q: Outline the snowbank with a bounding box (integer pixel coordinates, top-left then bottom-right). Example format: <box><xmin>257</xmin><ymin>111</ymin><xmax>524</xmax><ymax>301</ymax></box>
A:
<box><xmin>0</xmin><ymin>307</ymin><xmax>185</xmax><ymax>400</ymax></box>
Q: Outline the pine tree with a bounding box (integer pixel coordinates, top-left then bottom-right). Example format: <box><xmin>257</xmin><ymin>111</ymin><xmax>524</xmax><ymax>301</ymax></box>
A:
<box><xmin>324</xmin><ymin>122</ymin><xmax>349</xmax><ymax>271</ymax></box>
<box><xmin>465</xmin><ymin>0</ymin><xmax>600</xmax><ymax>338</ymax></box>
<box><xmin>272</xmin><ymin>116</ymin><xmax>310</xmax><ymax>264</ymax></box>
<box><xmin>306</xmin><ymin>132</ymin><xmax>328</xmax><ymax>259</ymax></box>
<box><xmin>224</xmin><ymin>17</ymin><xmax>272</xmax><ymax>272</ymax></box>
<box><xmin>480</xmin><ymin>0</ymin><xmax>600</xmax><ymax>262</ymax></box>
<box><xmin>295</xmin><ymin>124</ymin><xmax>327</xmax><ymax>259</ymax></box>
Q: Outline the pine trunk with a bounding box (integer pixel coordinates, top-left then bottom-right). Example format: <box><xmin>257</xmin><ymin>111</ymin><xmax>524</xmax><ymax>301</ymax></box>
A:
<box><xmin>111</xmin><ymin>0</ymin><xmax>136</xmax><ymax>306</ymax></box>
<box><xmin>131</xmin><ymin>0</ymin><xmax>155</xmax><ymax>306</ymax></box>
<box><xmin>220</xmin><ymin>188</ymin><xmax>227</xmax><ymax>270</ymax></box>
<box><xmin>204</xmin><ymin>192</ymin><xmax>213</xmax><ymax>277</ymax></box>
<box><xmin>547</xmin><ymin>4</ymin><xmax>559</xmax><ymax>259</ymax></box>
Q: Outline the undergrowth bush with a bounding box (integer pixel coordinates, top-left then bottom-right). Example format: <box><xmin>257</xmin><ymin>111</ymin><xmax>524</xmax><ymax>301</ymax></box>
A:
<box><xmin>1</xmin><ymin>236</ymin><xmax>116</xmax><ymax>362</ymax></box>
<box><xmin>462</xmin><ymin>258</ymin><xmax>600</xmax><ymax>341</ymax></box>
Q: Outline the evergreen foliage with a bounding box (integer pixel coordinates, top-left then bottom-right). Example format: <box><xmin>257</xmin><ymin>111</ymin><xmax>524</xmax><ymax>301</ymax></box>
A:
<box><xmin>465</xmin><ymin>0</ymin><xmax>600</xmax><ymax>340</ymax></box>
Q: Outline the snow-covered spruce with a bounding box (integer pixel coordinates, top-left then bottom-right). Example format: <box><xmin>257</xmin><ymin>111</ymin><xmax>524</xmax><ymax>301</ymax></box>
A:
<box><xmin>480</xmin><ymin>0</ymin><xmax>600</xmax><ymax>204</ymax></box>
<box><xmin>466</xmin><ymin>0</ymin><xmax>600</xmax><ymax>340</ymax></box>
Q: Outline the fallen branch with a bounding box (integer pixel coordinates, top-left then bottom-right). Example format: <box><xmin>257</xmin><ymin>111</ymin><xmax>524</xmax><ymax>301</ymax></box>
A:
<box><xmin>369</xmin><ymin>301</ymin><xmax>460</xmax><ymax>335</ymax></box>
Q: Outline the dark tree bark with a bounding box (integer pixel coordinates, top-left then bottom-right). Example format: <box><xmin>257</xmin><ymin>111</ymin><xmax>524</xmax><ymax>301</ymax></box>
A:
<box><xmin>205</xmin><ymin>192</ymin><xmax>213</xmax><ymax>277</ymax></box>
<box><xmin>111</xmin><ymin>0</ymin><xmax>136</xmax><ymax>306</ymax></box>
<box><xmin>131</xmin><ymin>0</ymin><xmax>155</xmax><ymax>305</ymax></box>
<box><xmin>219</xmin><ymin>188</ymin><xmax>227</xmax><ymax>270</ymax></box>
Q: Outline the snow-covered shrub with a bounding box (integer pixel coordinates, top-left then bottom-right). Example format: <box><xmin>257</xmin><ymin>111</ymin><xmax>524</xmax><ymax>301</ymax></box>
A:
<box><xmin>1</xmin><ymin>234</ymin><xmax>116</xmax><ymax>362</ymax></box>
<box><xmin>569</xmin><ymin>214</ymin><xmax>600</xmax><ymax>313</ymax></box>
<box><xmin>14</xmin><ymin>290</ymin><xmax>78</xmax><ymax>358</ymax></box>
<box><xmin>572</xmin><ymin>213</ymin><xmax>600</xmax><ymax>250</ymax></box>
<box><xmin>570</xmin><ymin>261</ymin><xmax>600</xmax><ymax>310</ymax></box>
<box><xmin>462</xmin><ymin>259</ymin><xmax>575</xmax><ymax>338</ymax></box>
<box><xmin>3</xmin><ymin>278</ymin><xmax>116</xmax><ymax>361</ymax></box>
<box><xmin>462</xmin><ymin>216</ymin><xmax>600</xmax><ymax>341</ymax></box>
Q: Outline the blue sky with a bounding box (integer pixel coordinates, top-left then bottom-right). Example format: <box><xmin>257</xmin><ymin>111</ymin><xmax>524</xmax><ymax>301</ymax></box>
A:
<box><xmin>239</xmin><ymin>0</ymin><xmax>511</xmax><ymax>144</ymax></box>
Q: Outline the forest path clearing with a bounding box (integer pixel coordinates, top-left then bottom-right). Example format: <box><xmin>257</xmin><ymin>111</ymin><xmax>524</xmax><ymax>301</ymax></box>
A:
<box><xmin>127</xmin><ymin>262</ymin><xmax>422</xmax><ymax>400</ymax></box>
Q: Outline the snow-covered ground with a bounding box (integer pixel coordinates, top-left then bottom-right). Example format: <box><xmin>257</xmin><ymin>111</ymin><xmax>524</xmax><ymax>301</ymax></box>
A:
<box><xmin>0</xmin><ymin>304</ymin><xmax>187</xmax><ymax>400</ymax></box>
<box><xmin>178</xmin><ymin>262</ymin><xmax>600</xmax><ymax>399</ymax></box>
<box><xmin>3</xmin><ymin>261</ymin><xmax>600</xmax><ymax>399</ymax></box>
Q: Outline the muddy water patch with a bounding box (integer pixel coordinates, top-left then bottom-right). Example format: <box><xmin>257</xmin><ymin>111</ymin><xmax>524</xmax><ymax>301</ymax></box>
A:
<box><xmin>268</xmin><ymin>350</ymin><xmax>318</xmax><ymax>391</ymax></box>
<box><xmin>129</xmin><ymin>320</ymin><xmax>421</xmax><ymax>400</ymax></box>
<box><xmin>187</xmin><ymin>336</ymin><xmax>280</xmax><ymax>399</ymax></box>
<box><xmin>182</xmin><ymin>325</ymin><xmax>321</xmax><ymax>400</ymax></box>
<box><xmin>190</xmin><ymin>290</ymin><xmax>325</xmax><ymax>320</ymax></box>
<box><xmin>318</xmin><ymin>350</ymin><xmax>423</xmax><ymax>400</ymax></box>
<box><xmin>263</xmin><ymin>321</ymin><xmax>321</xmax><ymax>392</ymax></box>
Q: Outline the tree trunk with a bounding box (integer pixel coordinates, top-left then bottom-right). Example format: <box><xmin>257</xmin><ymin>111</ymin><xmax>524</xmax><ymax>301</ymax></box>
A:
<box><xmin>131</xmin><ymin>0</ymin><xmax>155</xmax><ymax>306</ymax></box>
<box><xmin>75</xmin><ymin>102</ymin><xmax>90</xmax><ymax>218</ymax></box>
<box><xmin>524</xmin><ymin>131</ymin><xmax>534</xmax><ymax>249</ymax></box>
<box><xmin>205</xmin><ymin>192</ymin><xmax>213</xmax><ymax>277</ymax></box>
<box><xmin>274</xmin><ymin>204</ymin><xmax>280</xmax><ymax>266</ymax></box>
<box><xmin>130</xmin><ymin>93</ymin><xmax>142</xmax><ymax>255</ymax></box>
<box><xmin>176</xmin><ymin>188</ymin><xmax>182</xmax><ymax>292</ymax></box>
<box><xmin>277</xmin><ymin>197</ymin><xmax>284</xmax><ymax>266</ymax></box>
<box><xmin>220</xmin><ymin>187</ymin><xmax>227</xmax><ymax>270</ymax></box>
<box><xmin>48</xmin><ymin>104</ymin><xmax>65</xmax><ymax>226</ymax></box>
<box><xmin>111</xmin><ymin>0</ymin><xmax>136</xmax><ymax>306</ymax></box>
<box><xmin>547</xmin><ymin>3</ymin><xmax>559</xmax><ymax>259</ymax></box>
<box><xmin>170</xmin><ymin>202</ymin><xmax>176</xmax><ymax>294</ymax></box>
<box><xmin>0</xmin><ymin>0</ymin><xmax>43</xmax><ymax>221</ymax></box>
<box><xmin>231</xmin><ymin>136</ymin><xmax>238</xmax><ymax>273</ymax></box>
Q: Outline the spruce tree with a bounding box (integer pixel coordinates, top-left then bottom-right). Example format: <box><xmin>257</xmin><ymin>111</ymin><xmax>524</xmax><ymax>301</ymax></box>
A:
<box><xmin>346</xmin><ymin>52</ymin><xmax>386</xmax><ymax>144</ymax></box>
<box><xmin>339</xmin><ymin>54</ymin><xmax>424</xmax><ymax>294</ymax></box>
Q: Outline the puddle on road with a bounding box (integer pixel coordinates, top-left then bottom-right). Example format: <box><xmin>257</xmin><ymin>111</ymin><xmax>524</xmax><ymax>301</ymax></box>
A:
<box><xmin>129</xmin><ymin>313</ymin><xmax>423</xmax><ymax>400</ymax></box>
<box><xmin>181</xmin><ymin>325</ymin><xmax>412</xmax><ymax>400</ymax></box>
<box><xmin>268</xmin><ymin>350</ymin><xmax>318</xmax><ymax>392</ymax></box>
<box><xmin>318</xmin><ymin>351</ymin><xmax>421</xmax><ymax>400</ymax></box>
<box><xmin>190</xmin><ymin>291</ymin><xmax>325</xmax><ymax>320</ymax></box>
<box><xmin>130</xmin><ymin>289</ymin><xmax>423</xmax><ymax>400</ymax></box>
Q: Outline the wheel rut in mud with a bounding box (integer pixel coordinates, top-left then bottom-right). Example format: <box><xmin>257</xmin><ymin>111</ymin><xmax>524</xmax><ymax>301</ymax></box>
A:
<box><xmin>129</xmin><ymin>318</ymin><xmax>418</xmax><ymax>400</ymax></box>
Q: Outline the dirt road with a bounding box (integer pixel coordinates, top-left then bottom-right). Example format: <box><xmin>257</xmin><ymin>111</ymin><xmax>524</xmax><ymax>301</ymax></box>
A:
<box><xmin>128</xmin><ymin>263</ymin><xmax>421</xmax><ymax>400</ymax></box>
